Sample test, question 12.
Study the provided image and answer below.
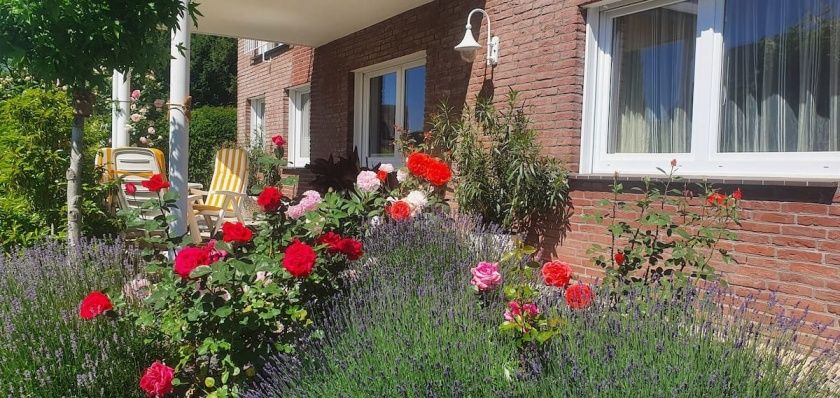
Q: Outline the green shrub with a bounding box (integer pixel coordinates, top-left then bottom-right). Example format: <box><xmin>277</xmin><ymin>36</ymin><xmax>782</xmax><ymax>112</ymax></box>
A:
<box><xmin>0</xmin><ymin>88</ymin><xmax>119</xmax><ymax>250</ymax></box>
<box><xmin>435</xmin><ymin>90</ymin><xmax>569</xmax><ymax>233</ymax></box>
<box><xmin>0</xmin><ymin>89</ymin><xmax>73</xmax><ymax>231</ymax></box>
<box><xmin>189</xmin><ymin>106</ymin><xmax>237</xmax><ymax>188</ymax></box>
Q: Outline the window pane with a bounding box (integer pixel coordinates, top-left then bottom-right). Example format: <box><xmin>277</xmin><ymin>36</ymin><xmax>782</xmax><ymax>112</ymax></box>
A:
<box><xmin>299</xmin><ymin>92</ymin><xmax>310</xmax><ymax>160</ymax></box>
<box><xmin>404</xmin><ymin>66</ymin><xmax>426</xmax><ymax>142</ymax></box>
<box><xmin>368</xmin><ymin>73</ymin><xmax>397</xmax><ymax>156</ymax></box>
<box><xmin>608</xmin><ymin>1</ymin><xmax>697</xmax><ymax>153</ymax></box>
<box><xmin>720</xmin><ymin>0</ymin><xmax>840</xmax><ymax>153</ymax></box>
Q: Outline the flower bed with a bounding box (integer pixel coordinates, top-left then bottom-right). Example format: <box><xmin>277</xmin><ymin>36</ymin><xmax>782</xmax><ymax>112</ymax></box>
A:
<box><xmin>245</xmin><ymin>215</ymin><xmax>839</xmax><ymax>397</ymax></box>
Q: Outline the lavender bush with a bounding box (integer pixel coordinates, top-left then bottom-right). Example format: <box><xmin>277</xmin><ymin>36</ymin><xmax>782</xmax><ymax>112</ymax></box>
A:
<box><xmin>0</xmin><ymin>238</ymin><xmax>155</xmax><ymax>397</ymax></box>
<box><xmin>246</xmin><ymin>215</ymin><xmax>839</xmax><ymax>397</ymax></box>
<box><xmin>245</xmin><ymin>215</ymin><xmax>518</xmax><ymax>397</ymax></box>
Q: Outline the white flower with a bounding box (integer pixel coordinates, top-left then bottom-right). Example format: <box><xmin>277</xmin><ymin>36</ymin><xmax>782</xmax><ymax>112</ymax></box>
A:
<box><xmin>147</xmin><ymin>127</ymin><xmax>156</xmax><ymax>135</ymax></box>
<box><xmin>130</xmin><ymin>103</ymin><xmax>137</xmax><ymax>111</ymax></box>
<box><xmin>404</xmin><ymin>190</ymin><xmax>428</xmax><ymax>215</ymax></box>
<box><xmin>378</xmin><ymin>163</ymin><xmax>394</xmax><ymax>173</ymax></box>
<box><xmin>396</xmin><ymin>168</ymin><xmax>409</xmax><ymax>183</ymax></box>
<box><xmin>125</xmin><ymin>124</ymin><xmax>134</xmax><ymax>132</ymax></box>
<box><xmin>370</xmin><ymin>216</ymin><xmax>383</xmax><ymax>227</ymax></box>
<box><xmin>355</xmin><ymin>170</ymin><xmax>381</xmax><ymax>193</ymax></box>
<box><xmin>139</xmin><ymin>136</ymin><xmax>148</xmax><ymax>145</ymax></box>
<box><xmin>130</xmin><ymin>113</ymin><xmax>143</xmax><ymax>123</ymax></box>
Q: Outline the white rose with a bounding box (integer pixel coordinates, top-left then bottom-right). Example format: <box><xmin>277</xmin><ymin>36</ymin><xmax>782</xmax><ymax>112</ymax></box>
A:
<box><xmin>396</xmin><ymin>168</ymin><xmax>408</xmax><ymax>183</ymax></box>
<box><xmin>404</xmin><ymin>190</ymin><xmax>428</xmax><ymax>215</ymax></box>
<box><xmin>378</xmin><ymin>163</ymin><xmax>394</xmax><ymax>173</ymax></box>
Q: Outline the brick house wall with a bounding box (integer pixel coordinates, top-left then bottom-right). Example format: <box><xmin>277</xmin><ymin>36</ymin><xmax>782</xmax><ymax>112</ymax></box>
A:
<box><xmin>237</xmin><ymin>43</ymin><xmax>314</xmax><ymax>195</ymax></box>
<box><xmin>236</xmin><ymin>0</ymin><xmax>839</xmax><ymax>339</ymax></box>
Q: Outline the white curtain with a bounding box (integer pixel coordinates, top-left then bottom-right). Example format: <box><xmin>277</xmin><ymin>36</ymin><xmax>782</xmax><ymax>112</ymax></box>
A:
<box><xmin>608</xmin><ymin>3</ymin><xmax>697</xmax><ymax>153</ymax></box>
<box><xmin>720</xmin><ymin>0</ymin><xmax>840</xmax><ymax>152</ymax></box>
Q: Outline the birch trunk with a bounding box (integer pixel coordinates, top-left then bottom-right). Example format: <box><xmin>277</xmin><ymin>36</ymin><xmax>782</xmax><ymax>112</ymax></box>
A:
<box><xmin>67</xmin><ymin>89</ymin><xmax>93</xmax><ymax>246</ymax></box>
<box><xmin>66</xmin><ymin>114</ymin><xmax>83</xmax><ymax>246</ymax></box>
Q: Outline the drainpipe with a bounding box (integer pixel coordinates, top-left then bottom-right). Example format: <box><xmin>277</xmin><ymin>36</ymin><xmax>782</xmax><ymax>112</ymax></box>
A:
<box><xmin>168</xmin><ymin>0</ymin><xmax>191</xmax><ymax>237</ymax></box>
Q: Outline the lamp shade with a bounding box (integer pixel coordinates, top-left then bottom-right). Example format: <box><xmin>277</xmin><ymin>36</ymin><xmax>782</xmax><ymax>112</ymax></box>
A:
<box><xmin>454</xmin><ymin>28</ymin><xmax>481</xmax><ymax>63</ymax></box>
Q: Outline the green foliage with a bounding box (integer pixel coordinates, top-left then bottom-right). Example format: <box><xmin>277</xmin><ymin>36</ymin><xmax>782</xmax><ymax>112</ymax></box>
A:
<box><xmin>248</xmin><ymin>145</ymin><xmax>292</xmax><ymax>194</ymax></box>
<box><xmin>584</xmin><ymin>163</ymin><xmax>741</xmax><ymax>291</ymax></box>
<box><xmin>0</xmin><ymin>0</ymin><xmax>193</xmax><ymax>91</ymax></box>
<box><xmin>127</xmin><ymin>187</ymin><xmax>370</xmax><ymax>396</ymax></box>
<box><xmin>0</xmin><ymin>89</ymin><xmax>72</xmax><ymax>228</ymax></box>
<box><xmin>445</xmin><ymin>90</ymin><xmax>570</xmax><ymax>232</ymax></box>
<box><xmin>190</xmin><ymin>106</ymin><xmax>237</xmax><ymax>188</ymax></box>
<box><xmin>189</xmin><ymin>35</ymin><xmax>238</xmax><ymax>107</ymax></box>
<box><xmin>0</xmin><ymin>89</ymin><xmax>119</xmax><ymax>250</ymax></box>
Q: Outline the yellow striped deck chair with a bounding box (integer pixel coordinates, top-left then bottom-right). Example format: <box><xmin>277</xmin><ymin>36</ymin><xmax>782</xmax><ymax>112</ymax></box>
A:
<box><xmin>94</xmin><ymin>147</ymin><xmax>116</xmax><ymax>183</ymax></box>
<box><xmin>188</xmin><ymin>148</ymin><xmax>249</xmax><ymax>236</ymax></box>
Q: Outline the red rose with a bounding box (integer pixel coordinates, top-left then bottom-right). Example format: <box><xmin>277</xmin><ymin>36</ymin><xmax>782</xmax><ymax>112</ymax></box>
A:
<box><xmin>79</xmin><ymin>291</ymin><xmax>113</xmax><ymax>320</ymax></box>
<box><xmin>336</xmin><ymin>238</ymin><xmax>364</xmax><ymax>261</ymax></box>
<box><xmin>141</xmin><ymin>174</ymin><xmax>170</xmax><ymax>192</ymax></box>
<box><xmin>541</xmin><ymin>261</ymin><xmax>572</xmax><ymax>288</ymax></box>
<box><xmin>614</xmin><ymin>252</ymin><xmax>625</xmax><ymax>265</ymax></box>
<box><xmin>257</xmin><ymin>186</ymin><xmax>283</xmax><ymax>212</ymax></box>
<box><xmin>125</xmin><ymin>182</ymin><xmax>137</xmax><ymax>195</ymax></box>
<box><xmin>406</xmin><ymin>152</ymin><xmax>432</xmax><ymax>178</ymax></box>
<box><xmin>707</xmin><ymin>192</ymin><xmax>725</xmax><ymax>206</ymax></box>
<box><xmin>317</xmin><ymin>231</ymin><xmax>342</xmax><ymax>252</ymax></box>
<box><xmin>221</xmin><ymin>221</ymin><xmax>253</xmax><ymax>243</ymax></box>
<box><xmin>283</xmin><ymin>239</ymin><xmax>316</xmax><ymax>278</ymax></box>
<box><xmin>139</xmin><ymin>361</ymin><xmax>175</xmax><ymax>397</ymax></box>
<box><xmin>387</xmin><ymin>200</ymin><xmax>412</xmax><ymax>221</ymax></box>
<box><xmin>272</xmin><ymin>134</ymin><xmax>286</xmax><ymax>147</ymax></box>
<box><xmin>733</xmin><ymin>188</ymin><xmax>742</xmax><ymax>201</ymax></box>
<box><xmin>424</xmin><ymin>160</ymin><xmax>452</xmax><ymax>186</ymax></box>
<box><xmin>376</xmin><ymin>169</ymin><xmax>389</xmax><ymax>182</ymax></box>
<box><xmin>566</xmin><ymin>283</ymin><xmax>594</xmax><ymax>310</ymax></box>
<box><xmin>174</xmin><ymin>246</ymin><xmax>211</xmax><ymax>279</ymax></box>
<box><xmin>670</xmin><ymin>159</ymin><xmax>678</xmax><ymax>167</ymax></box>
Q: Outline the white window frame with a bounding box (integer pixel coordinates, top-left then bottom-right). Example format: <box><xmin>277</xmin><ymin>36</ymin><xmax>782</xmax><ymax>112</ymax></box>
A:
<box><xmin>243</xmin><ymin>40</ymin><xmax>282</xmax><ymax>57</ymax></box>
<box><xmin>581</xmin><ymin>0</ymin><xmax>840</xmax><ymax>178</ymax></box>
<box><xmin>353</xmin><ymin>51</ymin><xmax>427</xmax><ymax>167</ymax></box>
<box><xmin>249</xmin><ymin>97</ymin><xmax>265</xmax><ymax>150</ymax></box>
<box><xmin>288</xmin><ymin>84</ymin><xmax>311</xmax><ymax>167</ymax></box>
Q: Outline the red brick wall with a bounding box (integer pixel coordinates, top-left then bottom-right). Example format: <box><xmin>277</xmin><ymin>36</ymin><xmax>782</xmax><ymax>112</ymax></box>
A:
<box><xmin>309</xmin><ymin>0</ymin><xmax>588</xmax><ymax>166</ymax></box>
<box><xmin>236</xmin><ymin>43</ymin><xmax>313</xmax><ymax>150</ymax></box>
<box><xmin>236</xmin><ymin>0</ymin><xmax>840</xmax><ymax>336</ymax></box>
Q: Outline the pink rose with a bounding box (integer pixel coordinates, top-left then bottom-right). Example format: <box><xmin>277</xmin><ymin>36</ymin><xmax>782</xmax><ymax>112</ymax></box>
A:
<box><xmin>131</xmin><ymin>89</ymin><xmax>141</xmax><ymax>101</ymax></box>
<box><xmin>504</xmin><ymin>300</ymin><xmax>522</xmax><ymax>321</ymax></box>
<box><xmin>153</xmin><ymin>99</ymin><xmax>165</xmax><ymax>109</ymax></box>
<box><xmin>469</xmin><ymin>261</ymin><xmax>502</xmax><ymax>291</ymax></box>
<box><xmin>522</xmin><ymin>303</ymin><xmax>540</xmax><ymax>317</ymax></box>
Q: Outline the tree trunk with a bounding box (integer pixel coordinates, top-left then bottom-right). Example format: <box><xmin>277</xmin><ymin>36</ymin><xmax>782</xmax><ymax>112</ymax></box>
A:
<box><xmin>66</xmin><ymin>114</ymin><xmax>83</xmax><ymax>246</ymax></box>
<box><xmin>67</xmin><ymin>89</ymin><xmax>93</xmax><ymax>246</ymax></box>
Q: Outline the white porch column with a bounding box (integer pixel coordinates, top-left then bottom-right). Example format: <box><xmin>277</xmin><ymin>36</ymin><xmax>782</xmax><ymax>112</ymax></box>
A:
<box><xmin>111</xmin><ymin>70</ymin><xmax>131</xmax><ymax>147</ymax></box>
<box><xmin>168</xmin><ymin>0</ymin><xmax>191</xmax><ymax>237</ymax></box>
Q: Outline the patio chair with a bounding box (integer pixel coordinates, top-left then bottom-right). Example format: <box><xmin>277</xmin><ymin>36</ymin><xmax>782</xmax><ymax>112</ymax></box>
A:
<box><xmin>94</xmin><ymin>147</ymin><xmax>116</xmax><ymax>183</ymax></box>
<box><xmin>188</xmin><ymin>148</ymin><xmax>249</xmax><ymax>237</ymax></box>
<box><xmin>111</xmin><ymin>147</ymin><xmax>202</xmax><ymax>245</ymax></box>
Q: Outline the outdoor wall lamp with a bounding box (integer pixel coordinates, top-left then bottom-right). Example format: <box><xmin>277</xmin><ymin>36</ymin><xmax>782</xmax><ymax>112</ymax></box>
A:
<box><xmin>454</xmin><ymin>8</ymin><xmax>499</xmax><ymax>66</ymax></box>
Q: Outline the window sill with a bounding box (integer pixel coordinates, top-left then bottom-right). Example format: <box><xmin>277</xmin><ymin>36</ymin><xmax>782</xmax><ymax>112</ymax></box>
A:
<box><xmin>569</xmin><ymin>173</ymin><xmax>839</xmax><ymax>188</ymax></box>
<box><xmin>569</xmin><ymin>174</ymin><xmax>838</xmax><ymax>204</ymax></box>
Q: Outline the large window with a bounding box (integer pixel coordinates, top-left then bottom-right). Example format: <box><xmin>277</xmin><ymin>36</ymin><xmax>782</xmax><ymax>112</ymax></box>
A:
<box><xmin>583</xmin><ymin>0</ymin><xmax>840</xmax><ymax>177</ymax></box>
<box><xmin>249</xmin><ymin>97</ymin><xmax>265</xmax><ymax>150</ymax></box>
<box><xmin>288</xmin><ymin>86</ymin><xmax>311</xmax><ymax>167</ymax></box>
<box><xmin>354</xmin><ymin>52</ymin><xmax>426</xmax><ymax>166</ymax></box>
